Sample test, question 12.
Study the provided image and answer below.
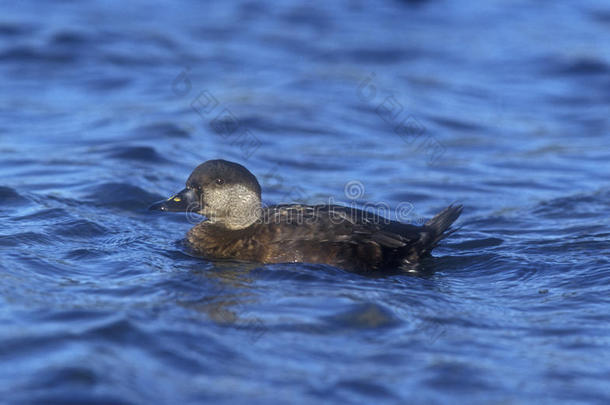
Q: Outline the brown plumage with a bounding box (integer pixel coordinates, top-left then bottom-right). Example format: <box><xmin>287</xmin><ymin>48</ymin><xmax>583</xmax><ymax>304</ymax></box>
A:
<box><xmin>150</xmin><ymin>159</ymin><xmax>463</xmax><ymax>272</ymax></box>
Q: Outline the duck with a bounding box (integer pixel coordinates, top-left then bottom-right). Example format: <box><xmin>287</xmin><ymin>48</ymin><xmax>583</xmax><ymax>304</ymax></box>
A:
<box><xmin>149</xmin><ymin>159</ymin><xmax>462</xmax><ymax>272</ymax></box>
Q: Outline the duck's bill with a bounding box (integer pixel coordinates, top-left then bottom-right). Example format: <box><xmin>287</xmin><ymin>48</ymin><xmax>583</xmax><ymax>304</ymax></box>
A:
<box><xmin>148</xmin><ymin>188</ymin><xmax>201</xmax><ymax>212</ymax></box>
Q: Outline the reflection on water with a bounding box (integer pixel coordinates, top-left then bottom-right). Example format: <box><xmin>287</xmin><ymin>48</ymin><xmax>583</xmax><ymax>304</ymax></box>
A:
<box><xmin>179</xmin><ymin>265</ymin><xmax>269</xmax><ymax>343</ymax></box>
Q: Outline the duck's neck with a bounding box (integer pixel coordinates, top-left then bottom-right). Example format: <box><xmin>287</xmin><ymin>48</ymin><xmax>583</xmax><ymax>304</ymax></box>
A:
<box><xmin>208</xmin><ymin>197</ymin><xmax>262</xmax><ymax>230</ymax></box>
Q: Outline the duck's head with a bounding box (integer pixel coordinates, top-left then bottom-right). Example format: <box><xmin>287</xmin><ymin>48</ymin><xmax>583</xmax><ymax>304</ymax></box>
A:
<box><xmin>150</xmin><ymin>159</ymin><xmax>262</xmax><ymax>229</ymax></box>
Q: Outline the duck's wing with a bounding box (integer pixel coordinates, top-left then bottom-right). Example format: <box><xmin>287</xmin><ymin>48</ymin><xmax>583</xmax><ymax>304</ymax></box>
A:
<box><xmin>259</xmin><ymin>203</ymin><xmax>462</xmax><ymax>270</ymax></box>
<box><xmin>262</xmin><ymin>204</ymin><xmax>416</xmax><ymax>249</ymax></box>
<box><xmin>263</xmin><ymin>203</ymin><xmax>462</xmax><ymax>249</ymax></box>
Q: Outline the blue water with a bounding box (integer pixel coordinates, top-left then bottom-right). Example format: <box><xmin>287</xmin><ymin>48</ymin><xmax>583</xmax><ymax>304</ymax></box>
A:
<box><xmin>1</xmin><ymin>1</ymin><xmax>610</xmax><ymax>403</ymax></box>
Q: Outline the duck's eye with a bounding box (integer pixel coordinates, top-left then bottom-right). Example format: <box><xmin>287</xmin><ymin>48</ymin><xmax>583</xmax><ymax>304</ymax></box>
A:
<box><xmin>215</xmin><ymin>178</ymin><xmax>224</xmax><ymax>185</ymax></box>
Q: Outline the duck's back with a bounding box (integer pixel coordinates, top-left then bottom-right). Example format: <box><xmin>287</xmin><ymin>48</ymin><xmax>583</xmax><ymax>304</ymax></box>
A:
<box><xmin>187</xmin><ymin>204</ymin><xmax>462</xmax><ymax>271</ymax></box>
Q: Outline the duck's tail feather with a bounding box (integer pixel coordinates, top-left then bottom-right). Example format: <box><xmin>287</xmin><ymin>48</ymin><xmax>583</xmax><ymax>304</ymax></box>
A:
<box><xmin>421</xmin><ymin>204</ymin><xmax>463</xmax><ymax>253</ymax></box>
<box><xmin>399</xmin><ymin>204</ymin><xmax>462</xmax><ymax>266</ymax></box>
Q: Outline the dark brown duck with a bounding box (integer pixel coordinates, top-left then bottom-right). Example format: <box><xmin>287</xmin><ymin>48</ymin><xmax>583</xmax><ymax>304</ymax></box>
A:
<box><xmin>150</xmin><ymin>159</ymin><xmax>462</xmax><ymax>272</ymax></box>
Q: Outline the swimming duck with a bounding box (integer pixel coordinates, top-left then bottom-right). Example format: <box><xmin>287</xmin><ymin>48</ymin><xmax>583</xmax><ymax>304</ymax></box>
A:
<box><xmin>150</xmin><ymin>159</ymin><xmax>462</xmax><ymax>272</ymax></box>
